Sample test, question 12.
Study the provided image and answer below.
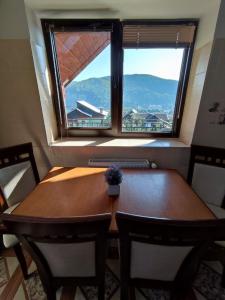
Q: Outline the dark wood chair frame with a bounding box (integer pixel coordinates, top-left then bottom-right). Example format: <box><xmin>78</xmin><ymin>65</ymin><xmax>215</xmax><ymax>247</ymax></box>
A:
<box><xmin>0</xmin><ymin>142</ymin><xmax>40</xmax><ymax>190</ymax></box>
<box><xmin>187</xmin><ymin>144</ymin><xmax>225</xmax><ymax>286</ymax></box>
<box><xmin>0</xmin><ymin>142</ymin><xmax>40</xmax><ymax>279</ymax></box>
<box><xmin>116</xmin><ymin>211</ymin><xmax>225</xmax><ymax>300</ymax></box>
<box><xmin>188</xmin><ymin>144</ymin><xmax>225</xmax><ymax>178</ymax></box>
<box><xmin>1</xmin><ymin>213</ymin><xmax>111</xmax><ymax>300</ymax></box>
<box><xmin>187</xmin><ymin>144</ymin><xmax>225</xmax><ymax>208</ymax></box>
<box><xmin>188</xmin><ymin>145</ymin><xmax>225</xmax><ymax>183</ymax></box>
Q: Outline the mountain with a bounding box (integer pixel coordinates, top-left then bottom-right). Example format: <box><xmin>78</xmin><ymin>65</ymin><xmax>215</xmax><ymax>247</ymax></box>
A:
<box><xmin>65</xmin><ymin>74</ymin><xmax>178</xmax><ymax>112</ymax></box>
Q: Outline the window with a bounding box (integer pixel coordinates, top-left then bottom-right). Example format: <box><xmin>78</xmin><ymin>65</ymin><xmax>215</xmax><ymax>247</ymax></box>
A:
<box><xmin>54</xmin><ymin>31</ymin><xmax>111</xmax><ymax>129</ymax></box>
<box><xmin>42</xmin><ymin>19</ymin><xmax>197</xmax><ymax>137</ymax></box>
<box><xmin>122</xmin><ymin>48</ymin><xmax>184</xmax><ymax>133</ymax></box>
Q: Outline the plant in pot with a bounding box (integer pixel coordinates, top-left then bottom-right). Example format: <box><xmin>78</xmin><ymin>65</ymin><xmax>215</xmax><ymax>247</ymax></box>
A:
<box><xmin>104</xmin><ymin>165</ymin><xmax>122</xmax><ymax>196</ymax></box>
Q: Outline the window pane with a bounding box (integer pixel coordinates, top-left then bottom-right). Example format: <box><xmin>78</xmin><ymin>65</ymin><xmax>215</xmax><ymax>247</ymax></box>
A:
<box><xmin>54</xmin><ymin>31</ymin><xmax>111</xmax><ymax>128</ymax></box>
<box><xmin>122</xmin><ymin>48</ymin><xmax>184</xmax><ymax>133</ymax></box>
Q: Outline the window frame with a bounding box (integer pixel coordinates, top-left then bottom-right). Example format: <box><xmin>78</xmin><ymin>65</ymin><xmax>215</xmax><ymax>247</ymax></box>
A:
<box><xmin>42</xmin><ymin>19</ymin><xmax>198</xmax><ymax>138</ymax></box>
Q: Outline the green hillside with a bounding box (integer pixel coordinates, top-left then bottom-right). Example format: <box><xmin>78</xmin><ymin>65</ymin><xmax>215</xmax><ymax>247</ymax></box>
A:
<box><xmin>65</xmin><ymin>74</ymin><xmax>178</xmax><ymax>112</ymax></box>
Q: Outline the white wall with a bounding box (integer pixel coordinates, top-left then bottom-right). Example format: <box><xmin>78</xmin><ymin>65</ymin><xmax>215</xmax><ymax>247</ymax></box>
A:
<box><xmin>196</xmin><ymin>7</ymin><xmax>220</xmax><ymax>49</ymax></box>
<box><xmin>193</xmin><ymin>0</ymin><xmax>225</xmax><ymax>148</ymax></box>
<box><xmin>0</xmin><ymin>0</ymin><xmax>51</xmax><ymax>178</ymax></box>
<box><xmin>0</xmin><ymin>0</ymin><xmax>29</xmax><ymax>39</ymax></box>
<box><xmin>179</xmin><ymin>2</ymin><xmax>220</xmax><ymax>145</ymax></box>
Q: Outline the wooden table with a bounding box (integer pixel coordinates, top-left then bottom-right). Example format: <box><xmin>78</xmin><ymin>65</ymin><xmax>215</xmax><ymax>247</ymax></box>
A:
<box><xmin>12</xmin><ymin>167</ymin><xmax>215</xmax><ymax>232</ymax></box>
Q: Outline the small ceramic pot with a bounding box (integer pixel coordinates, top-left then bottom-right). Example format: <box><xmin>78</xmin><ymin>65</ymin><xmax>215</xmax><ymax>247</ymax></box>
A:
<box><xmin>108</xmin><ymin>184</ymin><xmax>120</xmax><ymax>196</ymax></box>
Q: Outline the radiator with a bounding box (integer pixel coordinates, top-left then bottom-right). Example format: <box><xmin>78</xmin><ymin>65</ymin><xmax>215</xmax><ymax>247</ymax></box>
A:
<box><xmin>88</xmin><ymin>158</ymin><xmax>150</xmax><ymax>168</ymax></box>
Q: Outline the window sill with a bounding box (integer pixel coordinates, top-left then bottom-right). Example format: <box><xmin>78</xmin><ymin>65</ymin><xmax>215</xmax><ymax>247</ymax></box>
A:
<box><xmin>50</xmin><ymin>138</ymin><xmax>189</xmax><ymax>148</ymax></box>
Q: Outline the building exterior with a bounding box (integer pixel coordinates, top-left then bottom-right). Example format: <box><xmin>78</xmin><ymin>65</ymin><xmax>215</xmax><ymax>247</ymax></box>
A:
<box><xmin>67</xmin><ymin>100</ymin><xmax>108</xmax><ymax>127</ymax></box>
<box><xmin>123</xmin><ymin>109</ymin><xmax>171</xmax><ymax>131</ymax></box>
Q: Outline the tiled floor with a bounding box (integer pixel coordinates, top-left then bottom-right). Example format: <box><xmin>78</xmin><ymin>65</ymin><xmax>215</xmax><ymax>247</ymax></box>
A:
<box><xmin>1</xmin><ymin>247</ymin><xmax>225</xmax><ymax>300</ymax></box>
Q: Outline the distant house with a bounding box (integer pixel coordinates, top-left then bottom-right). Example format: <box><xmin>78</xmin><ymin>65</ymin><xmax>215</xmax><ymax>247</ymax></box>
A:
<box><xmin>67</xmin><ymin>100</ymin><xmax>108</xmax><ymax>127</ymax></box>
<box><xmin>123</xmin><ymin>110</ymin><xmax>170</xmax><ymax>130</ymax></box>
<box><xmin>123</xmin><ymin>109</ymin><xmax>147</xmax><ymax>122</ymax></box>
<box><xmin>154</xmin><ymin>113</ymin><xmax>169</xmax><ymax>122</ymax></box>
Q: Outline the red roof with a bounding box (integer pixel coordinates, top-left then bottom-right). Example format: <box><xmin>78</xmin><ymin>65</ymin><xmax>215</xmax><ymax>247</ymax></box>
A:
<box><xmin>55</xmin><ymin>32</ymin><xmax>110</xmax><ymax>86</ymax></box>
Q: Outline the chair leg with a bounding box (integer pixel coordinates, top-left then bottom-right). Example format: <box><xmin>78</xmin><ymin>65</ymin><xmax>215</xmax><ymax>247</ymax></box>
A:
<box><xmin>98</xmin><ymin>283</ymin><xmax>105</xmax><ymax>300</ymax></box>
<box><xmin>13</xmin><ymin>244</ymin><xmax>28</xmax><ymax>279</ymax></box>
<box><xmin>39</xmin><ymin>275</ymin><xmax>56</xmax><ymax>300</ymax></box>
<box><xmin>45</xmin><ymin>290</ymin><xmax>56</xmax><ymax>300</ymax></box>
<box><xmin>222</xmin><ymin>266</ymin><xmax>225</xmax><ymax>288</ymax></box>
<box><xmin>121</xmin><ymin>283</ymin><xmax>129</xmax><ymax>300</ymax></box>
<box><xmin>129</xmin><ymin>286</ymin><xmax>136</xmax><ymax>300</ymax></box>
<box><xmin>171</xmin><ymin>289</ymin><xmax>189</xmax><ymax>300</ymax></box>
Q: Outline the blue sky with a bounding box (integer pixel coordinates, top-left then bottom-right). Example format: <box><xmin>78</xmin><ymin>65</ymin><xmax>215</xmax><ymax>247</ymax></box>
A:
<box><xmin>74</xmin><ymin>45</ymin><xmax>184</xmax><ymax>82</ymax></box>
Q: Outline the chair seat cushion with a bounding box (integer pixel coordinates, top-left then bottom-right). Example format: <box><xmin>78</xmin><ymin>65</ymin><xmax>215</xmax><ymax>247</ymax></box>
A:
<box><xmin>36</xmin><ymin>241</ymin><xmax>96</xmax><ymax>277</ymax></box>
<box><xmin>0</xmin><ymin>161</ymin><xmax>36</xmax><ymax>207</ymax></box>
<box><xmin>206</xmin><ymin>204</ymin><xmax>225</xmax><ymax>247</ymax></box>
<box><xmin>206</xmin><ymin>203</ymin><xmax>225</xmax><ymax>219</ymax></box>
<box><xmin>192</xmin><ymin>163</ymin><xmax>225</xmax><ymax>207</ymax></box>
<box><xmin>3</xmin><ymin>234</ymin><xmax>19</xmax><ymax>248</ymax></box>
<box><xmin>2</xmin><ymin>203</ymin><xmax>20</xmax><ymax>248</ymax></box>
<box><xmin>215</xmin><ymin>240</ymin><xmax>225</xmax><ymax>247</ymax></box>
<box><xmin>130</xmin><ymin>241</ymin><xmax>192</xmax><ymax>281</ymax></box>
<box><xmin>3</xmin><ymin>203</ymin><xmax>20</xmax><ymax>214</ymax></box>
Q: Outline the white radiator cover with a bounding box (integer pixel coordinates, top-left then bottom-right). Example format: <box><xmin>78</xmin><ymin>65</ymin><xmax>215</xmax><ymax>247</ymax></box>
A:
<box><xmin>88</xmin><ymin>158</ymin><xmax>150</xmax><ymax>168</ymax></box>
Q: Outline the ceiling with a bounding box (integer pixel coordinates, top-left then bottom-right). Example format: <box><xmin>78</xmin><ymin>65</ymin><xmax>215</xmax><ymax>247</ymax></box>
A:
<box><xmin>25</xmin><ymin>0</ymin><xmax>221</xmax><ymax>19</ymax></box>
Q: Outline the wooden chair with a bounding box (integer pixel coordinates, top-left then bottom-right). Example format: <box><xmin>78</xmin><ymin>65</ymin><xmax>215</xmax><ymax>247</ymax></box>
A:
<box><xmin>0</xmin><ymin>142</ymin><xmax>40</xmax><ymax>278</ymax></box>
<box><xmin>188</xmin><ymin>144</ymin><xmax>225</xmax><ymax>285</ymax></box>
<box><xmin>2</xmin><ymin>213</ymin><xmax>111</xmax><ymax>300</ymax></box>
<box><xmin>188</xmin><ymin>144</ymin><xmax>225</xmax><ymax>213</ymax></box>
<box><xmin>116</xmin><ymin>211</ymin><xmax>225</xmax><ymax>300</ymax></box>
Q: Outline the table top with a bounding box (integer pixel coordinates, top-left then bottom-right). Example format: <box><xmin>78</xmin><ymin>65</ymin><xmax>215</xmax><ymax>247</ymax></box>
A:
<box><xmin>12</xmin><ymin>167</ymin><xmax>215</xmax><ymax>232</ymax></box>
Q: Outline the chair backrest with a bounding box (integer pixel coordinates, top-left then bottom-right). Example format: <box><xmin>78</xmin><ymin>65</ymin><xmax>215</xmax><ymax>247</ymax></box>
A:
<box><xmin>0</xmin><ymin>143</ymin><xmax>40</xmax><ymax>209</ymax></box>
<box><xmin>116</xmin><ymin>212</ymin><xmax>225</xmax><ymax>294</ymax></box>
<box><xmin>188</xmin><ymin>144</ymin><xmax>225</xmax><ymax>207</ymax></box>
<box><xmin>2</xmin><ymin>213</ymin><xmax>111</xmax><ymax>288</ymax></box>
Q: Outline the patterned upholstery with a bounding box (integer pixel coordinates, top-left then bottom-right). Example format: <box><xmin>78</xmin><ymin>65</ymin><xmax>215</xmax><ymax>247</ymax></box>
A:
<box><xmin>191</xmin><ymin>162</ymin><xmax>225</xmax><ymax>249</ymax></box>
<box><xmin>192</xmin><ymin>163</ymin><xmax>225</xmax><ymax>207</ymax></box>
<box><xmin>2</xmin><ymin>204</ymin><xmax>20</xmax><ymax>248</ymax></box>
<box><xmin>36</xmin><ymin>241</ymin><xmax>95</xmax><ymax>277</ymax></box>
<box><xmin>192</xmin><ymin>163</ymin><xmax>225</xmax><ymax>223</ymax></box>
<box><xmin>3</xmin><ymin>234</ymin><xmax>19</xmax><ymax>248</ymax></box>
<box><xmin>0</xmin><ymin>161</ymin><xmax>36</xmax><ymax>207</ymax></box>
<box><xmin>131</xmin><ymin>242</ymin><xmax>192</xmax><ymax>281</ymax></box>
<box><xmin>0</xmin><ymin>162</ymin><xmax>36</xmax><ymax>249</ymax></box>
<box><xmin>207</xmin><ymin>203</ymin><xmax>225</xmax><ymax>219</ymax></box>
